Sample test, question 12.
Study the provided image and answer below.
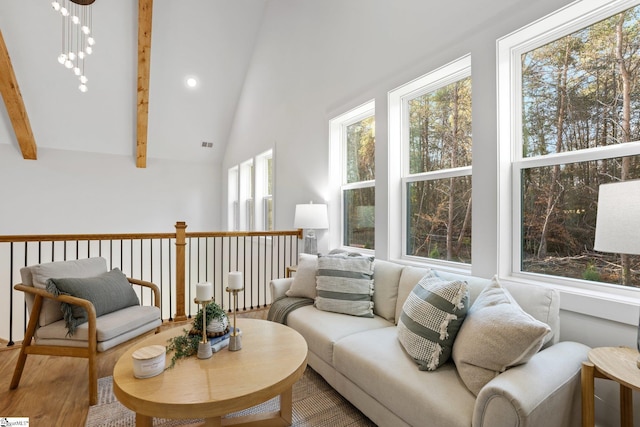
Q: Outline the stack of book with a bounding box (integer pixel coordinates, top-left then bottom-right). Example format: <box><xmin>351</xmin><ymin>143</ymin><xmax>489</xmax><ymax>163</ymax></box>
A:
<box><xmin>209</xmin><ymin>327</ymin><xmax>241</xmax><ymax>352</ymax></box>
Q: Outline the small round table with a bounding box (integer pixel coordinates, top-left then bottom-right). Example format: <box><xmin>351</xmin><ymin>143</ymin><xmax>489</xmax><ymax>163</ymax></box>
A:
<box><xmin>582</xmin><ymin>346</ymin><xmax>640</xmax><ymax>427</ymax></box>
<box><xmin>113</xmin><ymin>318</ymin><xmax>308</xmax><ymax>427</ymax></box>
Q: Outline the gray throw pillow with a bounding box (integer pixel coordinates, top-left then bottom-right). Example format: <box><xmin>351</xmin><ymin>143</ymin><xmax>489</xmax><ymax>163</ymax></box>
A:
<box><xmin>315</xmin><ymin>253</ymin><xmax>375</xmax><ymax>317</ymax></box>
<box><xmin>47</xmin><ymin>268</ymin><xmax>140</xmax><ymax>335</ymax></box>
<box><xmin>451</xmin><ymin>277</ymin><xmax>551</xmax><ymax>395</ymax></box>
<box><xmin>397</xmin><ymin>271</ymin><xmax>469</xmax><ymax>371</ymax></box>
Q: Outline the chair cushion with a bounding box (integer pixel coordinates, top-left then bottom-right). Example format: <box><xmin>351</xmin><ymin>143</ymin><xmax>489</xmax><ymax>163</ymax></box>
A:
<box><xmin>397</xmin><ymin>271</ymin><xmax>469</xmax><ymax>371</ymax></box>
<box><xmin>26</xmin><ymin>257</ymin><xmax>108</xmax><ymax>327</ymax></box>
<box><xmin>315</xmin><ymin>253</ymin><xmax>375</xmax><ymax>317</ymax></box>
<box><xmin>47</xmin><ymin>268</ymin><xmax>140</xmax><ymax>335</ymax></box>
<box><xmin>452</xmin><ymin>277</ymin><xmax>551</xmax><ymax>395</ymax></box>
<box><xmin>36</xmin><ymin>305</ymin><xmax>161</xmax><ymax>346</ymax></box>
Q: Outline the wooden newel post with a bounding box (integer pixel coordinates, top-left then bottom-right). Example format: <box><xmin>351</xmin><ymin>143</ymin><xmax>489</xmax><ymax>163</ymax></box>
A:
<box><xmin>174</xmin><ymin>221</ymin><xmax>188</xmax><ymax>322</ymax></box>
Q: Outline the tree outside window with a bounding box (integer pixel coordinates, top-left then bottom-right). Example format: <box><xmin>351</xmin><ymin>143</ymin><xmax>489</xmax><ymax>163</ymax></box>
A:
<box><xmin>343</xmin><ymin>116</ymin><xmax>375</xmax><ymax>249</ymax></box>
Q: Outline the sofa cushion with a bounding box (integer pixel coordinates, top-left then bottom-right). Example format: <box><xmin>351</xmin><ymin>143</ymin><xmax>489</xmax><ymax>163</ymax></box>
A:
<box><xmin>372</xmin><ymin>259</ymin><xmax>403</xmax><ymax>323</ymax></box>
<box><xmin>452</xmin><ymin>277</ymin><xmax>551</xmax><ymax>395</ymax></box>
<box><xmin>26</xmin><ymin>257</ymin><xmax>108</xmax><ymax>327</ymax></box>
<box><xmin>285</xmin><ymin>253</ymin><xmax>318</xmax><ymax>299</ymax></box>
<box><xmin>315</xmin><ymin>253</ymin><xmax>375</xmax><ymax>317</ymax></box>
<box><xmin>397</xmin><ymin>271</ymin><xmax>469</xmax><ymax>370</ymax></box>
<box><xmin>47</xmin><ymin>268</ymin><xmax>140</xmax><ymax>335</ymax></box>
<box><xmin>395</xmin><ymin>266</ymin><xmax>432</xmax><ymax>324</ymax></box>
<box><xmin>286</xmin><ymin>305</ymin><xmax>392</xmax><ymax>365</ymax></box>
<box><xmin>333</xmin><ymin>326</ymin><xmax>476</xmax><ymax>427</ymax></box>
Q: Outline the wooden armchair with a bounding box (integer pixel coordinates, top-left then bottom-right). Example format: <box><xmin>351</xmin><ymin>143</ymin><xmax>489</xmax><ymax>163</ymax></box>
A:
<box><xmin>9</xmin><ymin>257</ymin><xmax>162</xmax><ymax>405</ymax></box>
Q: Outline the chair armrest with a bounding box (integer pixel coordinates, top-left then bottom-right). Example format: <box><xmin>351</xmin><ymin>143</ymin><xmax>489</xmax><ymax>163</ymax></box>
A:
<box><xmin>269</xmin><ymin>278</ymin><xmax>294</xmax><ymax>301</ymax></box>
<box><xmin>14</xmin><ymin>283</ymin><xmax>96</xmax><ymax>315</ymax></box>
<box><xmin>14</xmin><ymin>283</ymin><xmax>98</xmax><ymax>341</ymax></box>
<box><xmin>127</xmin><ymin>277</ymin><xmax>161</xmax><ymax>308</ymax></box>
<box><xmin>473</xmin><ymin>341</ymin><xmax>590</xmax><ymax>427</ymax></box>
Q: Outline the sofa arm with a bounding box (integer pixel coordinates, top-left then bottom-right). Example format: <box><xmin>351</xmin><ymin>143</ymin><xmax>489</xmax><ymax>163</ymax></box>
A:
<box><xmin>269</xmin><ymin>278</ymin><xmax>294</xmax><ymax>301</ymax></box>
<box><xmin>473</xmin><ymin>341</ymin><xmax>590</xmax><ymax>427</ymax></box>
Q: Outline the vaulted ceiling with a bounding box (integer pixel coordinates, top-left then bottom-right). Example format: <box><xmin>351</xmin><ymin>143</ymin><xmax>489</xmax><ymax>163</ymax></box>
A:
<box><xmin>0</xmin><ymin>0</ymin><xmax>267</xmax><ymax>166</ymax></box>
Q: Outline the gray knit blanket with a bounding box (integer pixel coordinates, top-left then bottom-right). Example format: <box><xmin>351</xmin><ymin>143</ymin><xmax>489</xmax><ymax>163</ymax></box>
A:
<box><xmin>268</xmin><ymin>296</ymin><xmax>314</xmax><ymax>324</ymax></box>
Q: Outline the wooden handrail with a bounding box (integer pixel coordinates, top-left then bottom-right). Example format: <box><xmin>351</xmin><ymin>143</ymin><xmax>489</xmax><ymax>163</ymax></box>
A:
<box><xmin>0</xmin><ymin>229</ymin><xmax>303</xmax><ymax>243</ymax></box>
<box><xmin>0</xmin><ymin>232</ymin><xmax>175</xmax><ymax>242</ymax></box>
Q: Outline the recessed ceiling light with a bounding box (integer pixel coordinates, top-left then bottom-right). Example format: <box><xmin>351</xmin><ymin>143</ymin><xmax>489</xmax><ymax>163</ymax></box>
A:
<box><xmin>186</xmin><ymin>77</ymin><xmax>198</xmax><ymax>88</ymax></box>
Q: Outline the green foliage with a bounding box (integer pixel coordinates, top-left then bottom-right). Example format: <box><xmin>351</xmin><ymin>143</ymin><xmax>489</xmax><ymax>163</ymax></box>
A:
<box><xmin>165</xmin><ymin>302</ymin><xmax>226</xmax><ymax>369</ymax></box>
<box><xmin>192</xmin><ymin>302</ymin><xmax>226</xmax><ymax>333</ymax></box>
<box><xmin>583</xmin><ymin>264</ymin><xmax>601</xmax><ymax>282</ymax></box>
<box><xmin>165</xmin><ymin>329</ymin><xmax>201</xmax><ymax>369</ymax></box>
<box><xmin>429</xmin><ymin>247</ymin><xmax>441</xmax><ymax>259</ymax></box>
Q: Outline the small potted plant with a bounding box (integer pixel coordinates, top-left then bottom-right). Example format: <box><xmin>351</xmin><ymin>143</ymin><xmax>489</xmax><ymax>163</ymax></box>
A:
<box><xmin>166</xmin><ymin>302</ymin><xmax>229</xmax><ymax>368</ymax></box>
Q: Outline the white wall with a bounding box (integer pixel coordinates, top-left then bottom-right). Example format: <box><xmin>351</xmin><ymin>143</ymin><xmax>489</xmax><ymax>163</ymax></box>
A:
<box><xmin>224</xmin><ymin>0</ymin><xmax>638</xmax><ymax>425</ymax></box>
<box><xmin>0</xmin><ymin>144</ymin><xmax>220</xmax><ymax>234</ymax></box>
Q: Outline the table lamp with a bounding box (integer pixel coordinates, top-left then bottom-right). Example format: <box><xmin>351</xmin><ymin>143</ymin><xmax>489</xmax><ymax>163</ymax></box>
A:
<box><xmin>294</xmin><ymin>202</ymin><xmax>329</xmax><ymax>254</ymax></box>
<box><xmin>594</xmin><ymin>179</ymin><xmax>640</xmax><ymax>367</ymax></box>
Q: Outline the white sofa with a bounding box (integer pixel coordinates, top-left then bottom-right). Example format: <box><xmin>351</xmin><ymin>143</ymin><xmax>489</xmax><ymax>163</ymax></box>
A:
<box><xmin>269</xmin><ymin>258</ymin><xmax>590</xmax><ymax>427</ymax></box>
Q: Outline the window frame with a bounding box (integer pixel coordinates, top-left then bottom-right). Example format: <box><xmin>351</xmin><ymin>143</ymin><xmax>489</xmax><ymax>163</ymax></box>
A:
<box><xmin>389</xmin><ymin>54</ymin><xmax>472</xmax><ymax>269</ymax></box>
<box><xmin>255</xmin><ymin>149</ymin><xmax>274</xmax><ymax>231</ymax></box>
<box><xmin>329</xmin><ymin>100</ymin><xmax>376</xmax><ymax>253</ymax></box>
<box><xmin>228</xmin><ymin>166</ymin><xmax>239</xmax><ymax>231</ymax></box>
<box><xmin>497</xmin><ymin>0</ymin><xmax>640</xmax><ymax>303</ymax></box>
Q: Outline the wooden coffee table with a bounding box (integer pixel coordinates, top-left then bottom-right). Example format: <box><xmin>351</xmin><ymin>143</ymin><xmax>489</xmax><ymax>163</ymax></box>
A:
<box><xmin>113</xmin><ymin>318</ymin><xmax>308</xmax><ymax>427</ymax></box>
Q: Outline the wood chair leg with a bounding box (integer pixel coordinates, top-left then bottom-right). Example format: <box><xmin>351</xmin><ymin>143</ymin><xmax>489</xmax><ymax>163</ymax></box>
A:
<box><xmin>10</xmin><ymin>347</ymin><xmax>29</xmax><ymax>390</ymax></box>
<box><xmin>10</xmin><ymin>295</ymin><xmax>41</xmax><ymax>391</ymax></box>
<box><xmin>88</xmin><ymin>350</ymin><xmax>98</xmax><ymax>405</ymax></box>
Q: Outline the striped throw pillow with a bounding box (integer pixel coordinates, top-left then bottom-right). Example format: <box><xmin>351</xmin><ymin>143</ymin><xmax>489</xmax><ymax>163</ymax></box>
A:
<box><xmin>315</xmin><ymin>253</ymin><xmax>375</xmax><ymax>317</ymax></box>
<box><xmin>397</xmin><ymin>271</ymin><xmax>469</xmax><ymax>370</ymax></box>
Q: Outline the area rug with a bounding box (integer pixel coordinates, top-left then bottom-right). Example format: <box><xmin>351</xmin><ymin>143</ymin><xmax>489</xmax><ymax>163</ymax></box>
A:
<box><xmin>85</xmin><ymin>368</ymin><xmax>377</xmax><ymax>427</ymax></box>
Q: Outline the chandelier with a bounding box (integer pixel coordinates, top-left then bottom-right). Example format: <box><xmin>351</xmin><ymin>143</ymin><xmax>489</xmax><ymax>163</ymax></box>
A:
<box><xmin>51</xmin><ymin>0</ymin><xmax>96</xmax><ymax>93</ymax></box>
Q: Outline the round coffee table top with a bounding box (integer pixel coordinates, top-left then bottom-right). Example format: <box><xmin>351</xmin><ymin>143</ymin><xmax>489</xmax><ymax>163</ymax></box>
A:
<box><xmin>113</xmin><ymin>318</ymin><xmax>308</xmax><ymax>420</ymax></box>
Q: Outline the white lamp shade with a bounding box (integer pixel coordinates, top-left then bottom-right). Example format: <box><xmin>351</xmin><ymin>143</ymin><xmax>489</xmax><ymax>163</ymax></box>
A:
<box><xmin>294</xmin><ymin>203</ymin><xmax>329</xmax><ymax>229</ymax></box>
<box><xmin>594</xmin><ymin>180</ymin><xmax>640</xmax><ymax>255</ymax></box>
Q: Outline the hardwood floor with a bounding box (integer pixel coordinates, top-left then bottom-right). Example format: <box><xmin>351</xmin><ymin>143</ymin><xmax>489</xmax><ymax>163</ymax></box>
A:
<box><xmin>0</xmin><ymin>308</ymin><xmax>269</xmax><ymax>427</ymax></box>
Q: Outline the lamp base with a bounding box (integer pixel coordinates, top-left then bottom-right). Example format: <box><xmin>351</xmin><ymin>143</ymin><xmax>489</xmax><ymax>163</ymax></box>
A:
<box><xmin>229</xmin><ymin>334</ymin><xmax>242</xmax><ymax>351</ymax></box>
<box><xmin>197</xmin><ymin>341</ymin><xmax>212</xmax><ymax>359</ymax></box>
<box><xmin>303</xmin><ymin>230</ymin><xmax>317</xmax><ymax>255</ymax></box>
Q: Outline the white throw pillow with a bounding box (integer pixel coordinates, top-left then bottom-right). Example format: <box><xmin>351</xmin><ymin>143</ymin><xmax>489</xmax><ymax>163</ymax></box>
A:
<box><xmin>452</xmin><ymin>276</ymin><xmax>551</xmax><ymax>395</ymax></box>
<box><xmin>285</xmin><ymin>253</ymin><xmax>318</xmax><ymax>299</ymax></box>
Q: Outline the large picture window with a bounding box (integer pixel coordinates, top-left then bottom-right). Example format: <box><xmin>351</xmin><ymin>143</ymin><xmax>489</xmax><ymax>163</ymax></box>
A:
<box><xmin>390</xmin><ymin>55</ymin><xmax>472</xmax><ymax>264</ymax></box>
<box><xmin>499</xmin><ymin>1</ymin><xmax>640</xmax><ymax>290</ymax></box>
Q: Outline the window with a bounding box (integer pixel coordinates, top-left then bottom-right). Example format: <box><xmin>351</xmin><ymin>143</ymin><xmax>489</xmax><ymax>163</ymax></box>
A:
<box><xmin>390</xmin><ymin>55</ymin><xmax>472</xmax><ymax>265</ymax></box>
<box><xmin>240</xmin><ymin>160</ymin><xmax>254</xmax><ymax>231</ymax></box>
<box><xmin>329</xmin><ymin>101</ymin><xmax>375</xmax><ymax>250</ymax></box>
<box><xmin>498</xmin><ymin>0</ymin><xmax>640</xmax><ymax>291</ymax></box>
<box><xmin>227</xmin><ymin>150</ymin><xmax>274</xmax><ymax>231</ymax></box>
<box><xmin>255</xmin><ymin>150</ymin><xmax>274</xmax><ymax>231</ymax></box>
<box><xmin>228</xmin><ymin>166</ymin><xmax>239</xmax><ymax>230</ymax></box>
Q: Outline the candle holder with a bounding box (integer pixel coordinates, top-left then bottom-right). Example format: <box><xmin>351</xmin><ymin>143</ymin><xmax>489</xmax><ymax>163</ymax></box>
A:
<box><xmin>194</xmin><ymin>297</ymin><xmax>213</xmax><ymax>359</ymax></box>
<box><xmin>226</xmin><ymin>287</ymin><xmax>243</xmax><ymax>351</ymax></box>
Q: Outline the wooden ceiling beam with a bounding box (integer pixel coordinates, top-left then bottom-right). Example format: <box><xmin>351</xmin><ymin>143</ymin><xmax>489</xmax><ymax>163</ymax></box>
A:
<box><xmin>0</xmin><ymin>28</ymin><xmax>37</xmax><ymax>160</ymax></box>
<box><xmin>136</xmin><ymin>0</ymin><xmax>153</xmax><ymax>168</ymax></box>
